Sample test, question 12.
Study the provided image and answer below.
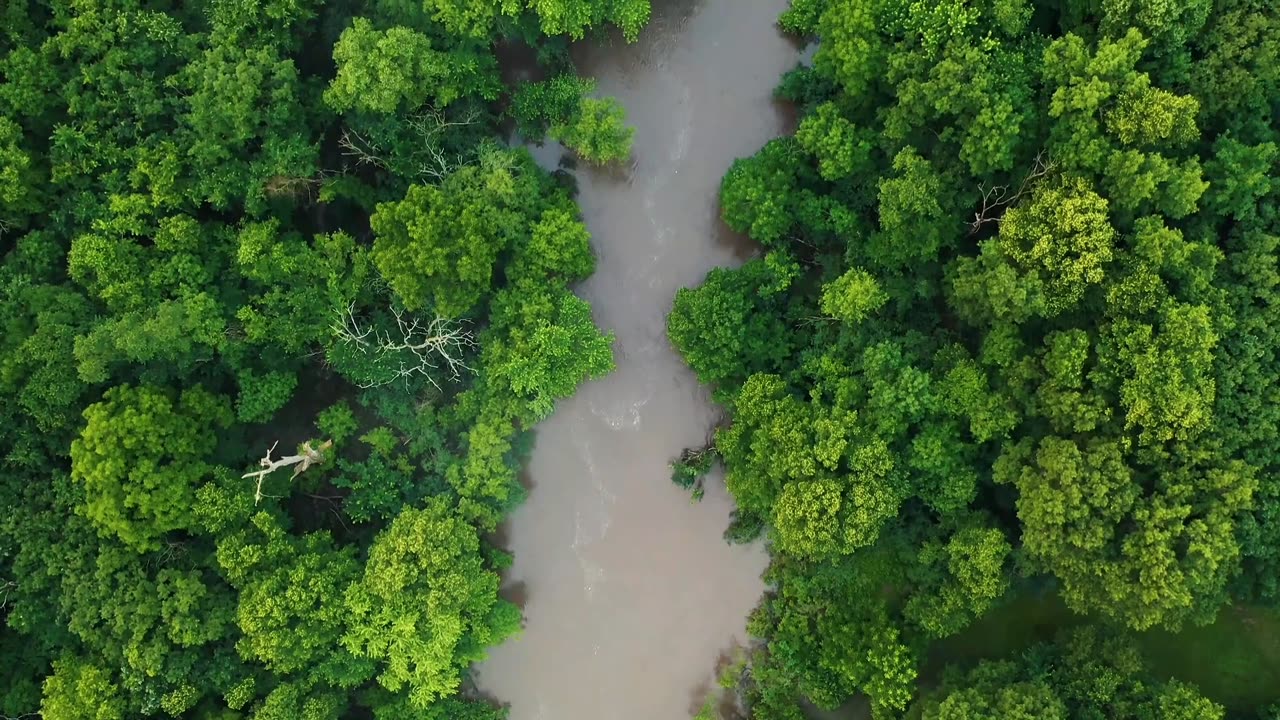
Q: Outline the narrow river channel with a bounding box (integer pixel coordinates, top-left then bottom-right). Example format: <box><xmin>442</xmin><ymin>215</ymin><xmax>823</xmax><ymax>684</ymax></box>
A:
<box><xmin>473</xmin><ymin>1</ymin><xmax>799</xmax><ymax>718</ymax></box>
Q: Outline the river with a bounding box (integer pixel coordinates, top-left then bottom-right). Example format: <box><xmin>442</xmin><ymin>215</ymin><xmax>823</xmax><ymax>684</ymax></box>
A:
<box><xmin>472</xmin><ymin>1</ymin><xmax>799</xmax><ymax>718</ymax></box>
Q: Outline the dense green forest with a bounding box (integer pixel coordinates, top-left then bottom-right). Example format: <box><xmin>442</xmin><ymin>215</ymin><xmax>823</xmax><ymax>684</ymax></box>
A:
<box><xmin>668</xmin><ymin>0</ymin><xmax>1280</xmax><ymax>718</ymax></box>
<box><xmin>0</xmin><ymin>0</ymin><xmax>649</xmax><ymax>717</ymax></box>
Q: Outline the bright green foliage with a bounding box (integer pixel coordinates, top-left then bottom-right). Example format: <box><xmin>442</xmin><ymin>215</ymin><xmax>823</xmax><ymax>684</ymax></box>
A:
<box><xmin>718</xmin><ymin>374</ymin><xmax>903</xmax><ymax>559</ymax></box>
<box><xmin>343</xmin><ymin>499</ymin><xmax>520</xmax><ymax>707</ymax></box>
<box><xmin>484</xmin><ymin>286</ymin><xmax>614</xmax><ymax>421</ymax></box>
<box><xmin>820</xmin><ymin>267</ymin><xmax>886</xmax><ymax>324</ymax></box>
<box><xmin>71</xmin><ymin>385</ymin><xmax>232</xmax><ymax>551</ymax></box>
<box><xmin>871</xmin><ymin>148</ymin><xmax>960</xmax><ymax>266</ymax></box>
<box><xmin>905</xmin><ymin>524</ymin><xmax>1011</xmax><ymax>639</ymax></box>
<box><xmin>669</xmin><ymin>0</ymin><xmax>1280</xmax><ymax>715</ymax></box>
<box><xmin>527</xmin><ymin>0</ymin><xmax>651</xmax><ymax>41</ymax></box>
<box><xmin>778</xmin><ymin>0</ymin><xmax>825</xmax><ymax>35</ymax></box>
<box><xmin>511</xmin><ymin>75</ymin><xmax>596</xmax><ymax>138</ymax></box>
<box><xmin>0</xmin><ymin>116</ymin><xmax>40</xmax><ymax>226</ymax></box>
<box><xmin>419</xmin><ymin>0</ymin><xmax>651</xmax><ymax>41</ymax></box>
<box><xmin>40</xmin><ymin>657</ymin><xmax>125</xmax><ymax>720</ymax></box>
<box><xmin>1000</xmin><ymin>437</ymin><xmax>1254</xmax><ymax>631</ymax></box>
<box><xmin>370</xmin><ymin>150</ymin><xmax>556</xmax><ymax>315</ymax></box>
<box><xmin>235</xmin><ymin>369</ymin><xmax>298</xmax><ymax>424</ymax></box>
<box><xmin>251</xmin><ymin>682</ymin><xmax>345</xmax><ymax>720</ymax></box>
<box><xmin>668</xmin><ymin>259</ymin><xmax>794</xmax><ymax>389</ymax></box>
<box><xmin>795</xmin><ymin>102</ymin><xmax>873</xmax><ymax>181</ymax></box>
<box><xmin>550</xmin><ymin>96</ymin><xmax>635</xmax><ymax>165</ymax></box>
<box><xmin>217</xmin><ymin>513</ymin><xmax>373</xmax><ymax>688</ymax></box>
<box><xmin>180</xmin><ymin>43</ymin><xmax>314</xmax><ymax>209</ymax></box>
<box><xmin>925</xmin><ymin>676</ymin><xmax>1066</xmax><ymax>720</ymax></box>
<box><xmin>316</xmin><ymin>401</ymin><xmax>360</xmax><ymax>445</ymax></box>
<box><xmin>1203</xmin><ymin>136</ymin><xmax>1278</xmax><ymax>221</ymax></box>
<box><xmin>964</xmin><ymin>176</ymin><xmax>1116</xmax><ymax>319</ymax></box>
<box><xmin>719</xmin><ymin>138</ymin><xmax>806</xmax><ymax>247</ymax></box>
<box><xmin>1101</xmin><ymin>303</ymin><xmax>1219</xmax><ymax>447</ymax></box>
<box><xmin>510</xmin><ymin>77</ymin><xmax>639</xmax><ymax>164</ymax></box>
<box><xmin>326</xmin><ymin>19</ymin><xmax>474</xmax><ymax>113</ymax></box>
<box><xmin>334</xmin><ymin>452</ymin><xmax>417</xmax><ymax>523</ymax></box>
<box><xmin>1189</xmin><ymin>0</ymin><xmax>1280</xmax><ymax>137</ymax></box>
<box><xmin>235</xmin><ymin>224</ymin><xmax>370</xmax><ymax>353</ymax></box>
<box><xmin>509</xmin><ymin>207</ymin><xmax>597</xmax><ymax>284</ymax></box>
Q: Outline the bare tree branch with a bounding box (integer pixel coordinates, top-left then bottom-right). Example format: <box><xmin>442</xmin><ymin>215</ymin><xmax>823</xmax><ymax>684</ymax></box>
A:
<box><xmin>243</xmin><ymin>439</ymin><xmax>334</xmax><ymax>504</ymax></box>
<box><xmin>339</xmin><ymin>127</ymin><xmax>388</xmax><ymax>169</ymax></box>
<box><xmin>339</xmin><ymin>108</ymin><xmax>478</xmax><ymax>181</ymax></box>
<box><xmin>408</xmin><ymin>109</ymin><xmax>477</xmax><ymax>181</ymax></box>
<box><xmin>970</xmin><ymin>152</ymin><xmax>1056</xmax><ymax>234</ymax></box>
<box><xmin>331</xmin><ymin>303</ymin><xmax>477</xmax><ymax>390</ymax></box>
<box><xmin>0</xmin><ymin>579</ymin><xmax>16</xmax><ymax>611</ymax></box>
<box><xmin>406</xmin><ymin>107</ymin><xmax>480</xmax><ymax>140</ymax></box>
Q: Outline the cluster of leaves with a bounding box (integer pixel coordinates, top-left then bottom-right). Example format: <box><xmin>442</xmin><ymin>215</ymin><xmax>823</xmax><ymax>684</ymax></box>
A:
<box><xmin>668</xmin><ymin>0</ymin><xmax>1280</xmax><ymax>717</ymax></box>
<box><xmin>0</xmin><ymin>0</ymin><xmax>643</xmax><ymax>717</ymax></box>
<box><xmin>511</xmin><ymin>75</ymin><xmax>635</xmax><ymax>164</ymax></box>
<box><xmin>670</xmin><ymin>445</ymin><xmax>718</xmax><ymax>500</ymax></box>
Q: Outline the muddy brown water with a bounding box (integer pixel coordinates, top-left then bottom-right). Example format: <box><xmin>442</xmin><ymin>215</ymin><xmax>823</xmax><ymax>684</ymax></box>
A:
<box><xmin>473</xmin><ymin>2</ymin><xmax>799</xmax><ymax>718</ymax></box>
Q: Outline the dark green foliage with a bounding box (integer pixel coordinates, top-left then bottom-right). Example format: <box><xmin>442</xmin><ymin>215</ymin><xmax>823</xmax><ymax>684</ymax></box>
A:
<box><xmin>667</xmin><ymin>0</ymin><xmax>1280</xmax><ymax>716</ymax></box>
<box><xmin>668</xmin><ymin>260</ymin><xmax>796</xmax><ymax>390</ymax></box>
<box><xmin>671</xmin><ymin>445</ymin><xmax>718</xmax><ymax>500</ymax></box>
<box><xmin>511</xmin><ymin>75</ymin><xmax>597</xmax><ymax>138</ymax></box>
<box><xmin>919</xmin><ymin>627</ymin><xmax>1225</xmax><ymax>720</ymax></box>
<box><xmin>0</xmin><ymin>0</ymin><xmax>645</xmax><ymax>716</ymax></box>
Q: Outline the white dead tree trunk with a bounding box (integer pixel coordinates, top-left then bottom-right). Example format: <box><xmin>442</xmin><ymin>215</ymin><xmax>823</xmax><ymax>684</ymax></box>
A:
<box><xmin>331</xmin><ymin>303</ymin><xmax>477</xmax><ymax>390</ymax></box>
<box><xmin>243</xmin><ymin>439</ymin><xmax>333</xmax><ymax>504</ymax></box>
<box><xmin>339</xmin><ymin>127</ymin><xmax>388</xmax><ymax>169</ymax></box>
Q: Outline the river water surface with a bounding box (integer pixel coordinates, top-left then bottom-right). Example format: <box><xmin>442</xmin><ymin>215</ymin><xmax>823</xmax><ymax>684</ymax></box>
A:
<box><xmin>474</xmin><ymin>2</ymin><xmax>798</xmax><ymax>718</ymax></box>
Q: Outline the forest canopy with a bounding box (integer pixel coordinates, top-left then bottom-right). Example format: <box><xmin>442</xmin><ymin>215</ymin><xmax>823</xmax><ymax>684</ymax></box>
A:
<box><xmin>0</xmin><ymin>0</ymin><xmax>644</xmax><ymax>718</ymax></box>
<box><xmin>669</xmin><ymin>0</ymin><xmax>1280</xmax><ymax>718</ymax></box>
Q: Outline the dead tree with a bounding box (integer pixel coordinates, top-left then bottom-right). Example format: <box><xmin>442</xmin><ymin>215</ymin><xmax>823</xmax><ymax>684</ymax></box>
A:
<box><xmin>970</xmin><ymin>152</ymin><xmax>1056</xmax><ymax>234</ymax></box>
<box><xmin>338</xmin><ymin>108</ymin><xmax>479</xmax><ymax>181</ymax></box>
<box><xmin>0</xmin><ymin>579</ymin><xmax>15</xmax><ymax>611</ymax></box>
<box><xmin>243</xmin><ymin>439</ymin><xmax>333</xmax><ymax>504</ymax></box>
<box><xmin>338</xmin><ymin>127</ymin><xmax>388</xmax><ymax>169</ymax></box>
<box><xmin>409</xmin><ymin>108</ymin><xmax>478</xmax><ymax>180</ymax></box>
<box><xmin>331</xmin><ymin>303</ymin><xmax>477</xmax><ymax>390</ymax></box>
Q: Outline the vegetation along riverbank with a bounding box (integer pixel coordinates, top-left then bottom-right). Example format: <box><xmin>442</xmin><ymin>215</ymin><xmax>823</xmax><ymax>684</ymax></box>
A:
<box><xmin>669</xmin><ymin>0</ymin><xmax>1280</xmax><ymax>718</ymax></box>
<box><xmin>0</xmin><ymin>0</ymin><xmax>647</xmax><ymax>716</ymax></box>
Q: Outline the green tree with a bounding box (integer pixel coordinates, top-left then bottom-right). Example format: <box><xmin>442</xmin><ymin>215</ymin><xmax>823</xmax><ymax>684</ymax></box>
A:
<box><xmin>370</xmin><ymin>150</ymin><xmax>554</xmax><ymax>315</ymax></box>
<box><xmin>342</xmin><ymin>499</ymin><xmax>521</xmax><ymax>707</ymax></box>
<box><xmin>40</xmin><ymin>657</ymin><xmax>126</xmax><ymax>720</ymax></box>
<box><xmin>820</xmin><ymin>267</ymin><xmax>887</xmax><ymax>324</ymax></box>
<box><xmin>549</xmin><ymin>96</ymin><xmax>635</xmax><ymax>165</ymax></box>
<box><xmin>668</xmin><ymin>260</ymin><xmax>793</xmax><ymax>389</ymax></box>
<box><xmin>71</xmin><ymin>385</ymin><xmax>232</xmax><ymax>551</ymax></box>
<box><xmin>216</xmin><ymin>512</ymin><xmax>373</xmax><ymax>688</ymax></box>
<box><xmin>325</xmin><ymin>19</ymin><xmax>483</xmax><ymax>114</ymax></box>
<box><xmin>483</xmin><ymin>285</ymin><xmax>615</xmax><ymax>422</ymax></box>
